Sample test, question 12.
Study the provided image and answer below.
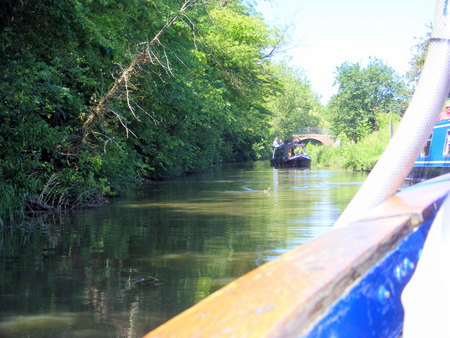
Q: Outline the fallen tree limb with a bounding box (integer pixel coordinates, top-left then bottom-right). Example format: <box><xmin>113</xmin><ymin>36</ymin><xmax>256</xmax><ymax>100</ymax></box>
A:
<box><xmin>79</xmin><ymin>0</ymin><xmax>201</xmax><ymax>147</ymax></box>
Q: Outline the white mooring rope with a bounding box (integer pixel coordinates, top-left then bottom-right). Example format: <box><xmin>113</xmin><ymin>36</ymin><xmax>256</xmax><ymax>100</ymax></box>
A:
<box><xmin>333</xmin><ymin>0</ymin><xmax>450</xmax><ymax>228</ymax></box>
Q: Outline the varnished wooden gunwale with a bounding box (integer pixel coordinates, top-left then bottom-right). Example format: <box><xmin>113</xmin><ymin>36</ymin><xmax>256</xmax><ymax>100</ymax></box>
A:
<box><xmin>145</xmin><ymin>174</ymin><xmax>450</xmax><ymax>338</ymax></box>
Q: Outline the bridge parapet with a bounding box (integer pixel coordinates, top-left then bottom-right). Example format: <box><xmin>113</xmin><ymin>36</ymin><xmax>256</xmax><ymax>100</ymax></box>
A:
<box><xmin>297</xmin><ymin>127</ymin><xmax>331</xmax><ymax>135</ymax></box>
<box><xmin>293</xmin><ymin>133</ymin><xmax>335</xmax><ymax>146</ymax></box>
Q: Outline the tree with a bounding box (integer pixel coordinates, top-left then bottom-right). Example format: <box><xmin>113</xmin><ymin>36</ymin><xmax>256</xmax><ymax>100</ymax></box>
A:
<box><xmin>80</xmin><ymin>0</ymin><xmax>200</xmax><ymax>146</ymax></box>
<box><xmin>406</xmin><ymin>28</ymin><xmax>431</xmax><ymax>91</ymax></box>
<box><xmin>328</xmin><ymin>59</ymin><xmax>408</xmax><ymax>142</ymax></box>
<box><xmin>266</xmin><ymin>63</ymin><xmax>323</xmax><ymax>141</ymax></box>
<box><xmin>0</xmin><ymin>0</ymin><xmax>284</xmax><ymax>222</ymax></box>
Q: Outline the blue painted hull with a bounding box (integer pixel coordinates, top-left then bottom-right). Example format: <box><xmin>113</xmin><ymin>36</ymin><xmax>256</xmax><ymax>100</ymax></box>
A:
<box><xmin>306</xmin><ymin>174</ymin><xmax>450</xmax><ymax>337</ymax></box>
<box><xmin>408</xmin><ymin>119</ymin><xmax>450</xmax><ymax>180</ymax></box>
<box><xmin>307</xmin><ymin>208</ymin><xmax>435</xmax><ymax>337</ymax></box>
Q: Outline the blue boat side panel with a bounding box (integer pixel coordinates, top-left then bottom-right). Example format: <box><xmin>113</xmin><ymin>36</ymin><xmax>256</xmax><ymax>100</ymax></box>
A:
<box><xmin>410</xmin><ymin>120</ymin><xmax>450</xmax><ymax>179</ymax></box>
<box><xmin>306</xmin><ymin>214</ymin><xmax>435</xmax><ymax>338</ymax></box>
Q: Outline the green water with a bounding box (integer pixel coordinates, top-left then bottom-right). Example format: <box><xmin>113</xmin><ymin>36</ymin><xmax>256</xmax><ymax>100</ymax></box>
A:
<box><xmin>0</xmin><ymin>161</ymin><xmax>366</xmax><ymax>337</ymax></box>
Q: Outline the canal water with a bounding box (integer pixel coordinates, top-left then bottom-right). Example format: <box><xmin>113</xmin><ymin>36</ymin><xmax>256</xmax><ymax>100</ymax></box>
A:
<box><xmin>0</xmin><ymin>161</ymin><xmax>367</xmax><ymax>337</ymax></box>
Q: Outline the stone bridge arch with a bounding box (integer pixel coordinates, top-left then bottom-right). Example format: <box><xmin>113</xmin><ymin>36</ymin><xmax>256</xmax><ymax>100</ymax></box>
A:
<box><xmin>293</xmin><ymin>133</ymin><xmax>335</xmax><ymax>146</ymax></box>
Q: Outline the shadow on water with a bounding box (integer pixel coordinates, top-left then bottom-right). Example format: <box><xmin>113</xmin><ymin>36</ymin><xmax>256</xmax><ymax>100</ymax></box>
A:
<box><xmin>0</xmin><ymin>161</ymin><xmax>366</xmax><ymax>337</ymax></box>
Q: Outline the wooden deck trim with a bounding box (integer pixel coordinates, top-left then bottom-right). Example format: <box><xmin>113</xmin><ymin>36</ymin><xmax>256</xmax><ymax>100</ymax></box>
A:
<box><xmin>144</xmin><ymin>175</ymin><xmax>450</xmax><ymax>338</ymax></box>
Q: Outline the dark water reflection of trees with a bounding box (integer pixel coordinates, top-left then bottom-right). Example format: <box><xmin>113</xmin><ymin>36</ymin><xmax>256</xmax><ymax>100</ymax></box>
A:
<box><xmin>0</xmin><ymin>162</ymin><xmax>366</xmax><ymax>337</ymax></box>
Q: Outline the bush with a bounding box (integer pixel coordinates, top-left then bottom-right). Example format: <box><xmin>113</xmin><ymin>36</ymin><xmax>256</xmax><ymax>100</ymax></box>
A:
<box><xmin>308</xmin><ymin>121</ymin><xmax>397</xmax><ymax>171</ymax></box>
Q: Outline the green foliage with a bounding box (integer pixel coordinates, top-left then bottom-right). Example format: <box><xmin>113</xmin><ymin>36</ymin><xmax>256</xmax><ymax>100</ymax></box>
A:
<box><xmin>265</xmin><ymin>63</ymin><xmax>324</xmax><ymax>145</ymax></box>
<box><xmin>308</xmin><ymin>120</ymin><xmax>398</xmax><ymax>171</ymax></box>
<box><xmin>406</xmin><ymin>28</ymin><xmax>431</xmax><ymax>91</ymax></box>
<box><xmin>0</xmin><ymin>0</ymin><xmax>296</xmax><ymax>223</ymax></box>
<box><xmin>0</xmin><ymin>0</ymin><xmax>422</xmax><ymax>226</ymax></box>
<box><xmin>328</xmin><ymin>58</ymin><xmax>408</xmax><ymax>142</ymax></box>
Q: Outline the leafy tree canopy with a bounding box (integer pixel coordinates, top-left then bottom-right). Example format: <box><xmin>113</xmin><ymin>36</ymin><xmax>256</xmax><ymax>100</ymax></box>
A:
<box><xmin>406</xmin><ymin>27</ymin><xmax>431</xmax><ymax>91</ymax></box>
<box><xmin>265</xmin><ymin>63</ymin><xmax>323</xmax><ymax>142</ymax></box>
<box><xmin>328</xmin><ymin>58</ymin><xmax>408</xmax><ymax>142</ymax></box>
<box><xmin>1</xmin><ymin>0</ymin><xmax>317</xmax><ymax>223</ymax></box>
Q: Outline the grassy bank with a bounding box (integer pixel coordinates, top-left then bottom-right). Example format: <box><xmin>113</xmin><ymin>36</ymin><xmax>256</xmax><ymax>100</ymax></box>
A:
<box><xmin>307</xmin><ymin>121</ymin><xmax>398</xmax><ymax>172</ymax></box>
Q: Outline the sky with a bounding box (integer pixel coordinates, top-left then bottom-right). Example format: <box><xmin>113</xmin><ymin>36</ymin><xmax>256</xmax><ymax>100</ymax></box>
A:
<box><xmin>254</xmin><ymin>0</ymin><xmax>436</xmax><ymax>104</ymax></box>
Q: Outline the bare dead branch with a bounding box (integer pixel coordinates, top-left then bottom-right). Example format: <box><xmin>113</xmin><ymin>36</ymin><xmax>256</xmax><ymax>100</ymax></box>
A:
<box><xmin>78</xmin><ymin>0</ymin><xmax>202</xmax><ymax>148</ymax></box>
<box><xmin>109</xmin><ymin>108</ymin><xmax>138</xmax><ymax>138</ymax></box>
<box><xmin>181</xmin><ymin>13</ymin><xmax>200</xmax><ymax>50</ymax></box>
<box><xmin>134</xmin><ymin>102</ymin><xmax>160</xmax><ymax>125</ymax></box>
<box><xmin>92</xmin><ymin>132</ymin><xmax>125</xmax><ymax>153</ymax></box>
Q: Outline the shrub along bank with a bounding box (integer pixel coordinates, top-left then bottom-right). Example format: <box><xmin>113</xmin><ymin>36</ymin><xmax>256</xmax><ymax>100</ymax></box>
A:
<box><xmin>307</xmin><ymin>117</ymin><xmax>400</xmax><ymax>172</ymax></box>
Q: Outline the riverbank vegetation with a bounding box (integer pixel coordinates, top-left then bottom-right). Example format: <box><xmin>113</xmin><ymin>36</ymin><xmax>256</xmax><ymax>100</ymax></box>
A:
<box><xmin>328</xmin><ymin>59</ymin><xmax>408</xmax><ymax>143</ymax></box>
<box><xmin>0</xmin><ymin>0</ymin><xmax>426</xmax><ymax>225</ymax></box>
<box><xmin>0</xmin><ymin>0</ymin><xmax>324</xmax><ymax>224</ymax></box>
<box><xmin>308</xmin><ymin>33</ymin><xmax>429</xmax><ymax>171</ymax></box>
<box><xmin>307</xmin><ymin>114</ymin><xmax>401</xmax><ymax>171</ymax></box>
<box><xmin>307</xmin><ymin>58</ymin><xmax>409</xmax><ymax>171</ymax></box>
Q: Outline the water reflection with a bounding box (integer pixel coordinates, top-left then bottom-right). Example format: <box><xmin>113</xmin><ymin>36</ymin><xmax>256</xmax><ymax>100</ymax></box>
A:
<box><xmin>0</xmin><ymin>162</ymin><xmax>366</xmax><ymax>337</ymax></box>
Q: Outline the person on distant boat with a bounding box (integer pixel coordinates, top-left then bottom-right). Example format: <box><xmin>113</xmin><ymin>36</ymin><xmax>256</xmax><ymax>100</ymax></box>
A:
<box><xmin>273</xmin><ymin>138</ymin><xmax>284</xmax><ymax>147</ymax></box>
<box><xmin>438</xmin><ymin>105</ymin><xmax>450</xmax><ymax>120</ymax></box>
<box><xmin>294</xmin><ymin>144</ymin><xmax>306</xmax><ymax>155</ymax></box>
<box><xmin>273</xmin><ymin>137</ymin><xmax>280</xmax><ymax>148</ymax></box>
<box><xmin>272</xmin><ymin>138</ymin><xmax>280</xmax><ymax>157</ymax></box>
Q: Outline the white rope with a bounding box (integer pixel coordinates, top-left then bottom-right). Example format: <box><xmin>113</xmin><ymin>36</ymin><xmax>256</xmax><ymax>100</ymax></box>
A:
<box><xmin>333</xmin><ymin>0</ymin><xmax>450</xmax><ymax>228</ymax></box>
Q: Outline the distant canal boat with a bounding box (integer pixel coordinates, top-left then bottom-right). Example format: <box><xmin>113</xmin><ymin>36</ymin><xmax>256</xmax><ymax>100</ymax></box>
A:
<box><xmin>407</xmin><ymin>118</ymin><xmax>450</xmax><ymax>181</ymax></box>
<box><xmin>270</xmin><ymin>142</ymin><xmax>311</xmax><ymax>168</ymax></box>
